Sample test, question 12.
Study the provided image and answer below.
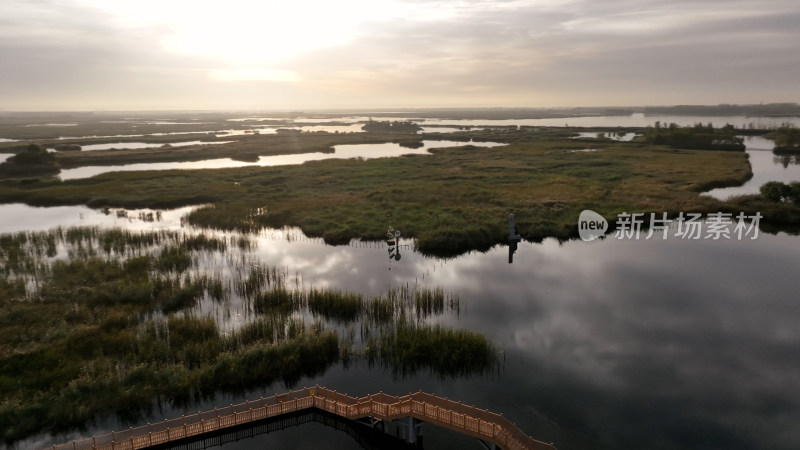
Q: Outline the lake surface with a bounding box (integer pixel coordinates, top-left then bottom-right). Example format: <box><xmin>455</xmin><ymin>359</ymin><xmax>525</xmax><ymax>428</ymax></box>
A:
<box><xmin>231</xmin><ymin>114</ymin><xmax>800</xmax><ymax>130</ymax></box>
<box><xmin>705</xmin><ymin>136</ymin><xmax>800</xmax><ymax>199</ymax></box>
<box><xmin>413</xmin><ymin>113</ymin><xmax>800</xmax><ymax>129</ymax></box>
<box><xmin>9</xmin><ymin>113</ymin><xmax>797</xmax><ymax>145</ymax></box>
<box><xmin>3</xmin><ymin>202</ymin><xmax>800</xmax><ymax>450</ymax></box>
<box><xmin>57</xmin><ymin>140</ymin><xmax>505</xmax><ymax>180</ymax></box>
<box><xmin>4</xmin><ymin>113</ymin><xmax>800</xmax><ymax>450</ymax></box>
<box><xmin>0</xmin><ymin>203</ymin><xmax>197</xmax><ymax>235</ymax></box>
<box><xmin>573</xmin><ymin>131</ymin><xmax>637</xmax><ymax>141</ymax></box>
<box><xmin>62</xmin><ymin>140</ymin><xmax>234</xmax><ymax>152</ymax></box>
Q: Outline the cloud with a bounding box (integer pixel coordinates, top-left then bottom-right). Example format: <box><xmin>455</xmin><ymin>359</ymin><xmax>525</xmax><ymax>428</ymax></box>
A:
<box><xmin>209</xmin><ymin>69</ymin><xmax>303</xmax><ymax>83</ymax></box>
<box><xmin>0</xmin><ymin>0</ymin><xmax>798</xmax><ymax>109</ymax></box>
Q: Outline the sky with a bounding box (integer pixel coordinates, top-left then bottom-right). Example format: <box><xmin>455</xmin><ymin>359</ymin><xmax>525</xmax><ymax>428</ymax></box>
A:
<box><xmin>0</xmin><ymin>0</ymin><xmax>798</xmax><ymax>111</ymax></box>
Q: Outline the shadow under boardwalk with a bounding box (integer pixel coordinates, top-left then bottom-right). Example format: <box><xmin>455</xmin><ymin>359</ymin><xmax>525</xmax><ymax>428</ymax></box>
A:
<box><xmin>149</xmin><ymin>409</ymin><xmax>415</xmax><ymax>450</ymax></box>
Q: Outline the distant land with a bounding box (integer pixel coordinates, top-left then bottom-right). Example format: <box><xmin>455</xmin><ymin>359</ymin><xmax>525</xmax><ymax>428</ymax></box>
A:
<box><xmin>1</xmin><ymin>103</ymin><xmax>799</xmax><ymax>120</ymax></box>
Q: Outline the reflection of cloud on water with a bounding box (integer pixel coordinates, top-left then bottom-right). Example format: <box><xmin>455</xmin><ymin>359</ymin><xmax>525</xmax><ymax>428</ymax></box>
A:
<box><xmin>57</xmin><ymin>140</ymin><xmax>505</xmax><ymax>180</ymax></box>
<box><xmin>0</xmin><ymin>203</ymin><xmax>199</xmax><ymax>234</ymax></box>
<box><xmin>4</xmin><ymin>202</ymin><xmax>800</xmax><ymax>449</ymax></box>
<box><xmin>501</xmin><ymin>236</ymin><xmax>800</xmax><ymax>449</ymax></box>
<box><xmin>706</xmin><ymin>136</ymin><xmax>800</xmax><ymax>200</ymax></box>
<box><xmin>367</xmin><ymin>232</ymin><xmax>800</xmax><ymax>449</ymax></box>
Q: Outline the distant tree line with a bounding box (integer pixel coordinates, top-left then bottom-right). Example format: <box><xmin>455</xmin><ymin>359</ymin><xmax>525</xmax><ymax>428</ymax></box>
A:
<box><xmin>644</xmin><ymin>122</ymin><xmax>745</xmax><ymax>150</ymax></box>
<box><xmin>643</xmin><ymin>103</ymin><xmax>800</xmax><ymax>117</ymax></box>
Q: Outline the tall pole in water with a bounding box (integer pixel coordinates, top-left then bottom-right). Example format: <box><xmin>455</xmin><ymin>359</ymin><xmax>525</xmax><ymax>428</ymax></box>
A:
<box><xmin>508</xmin><ymin>214</ymin><xmax>522</xmax><ymax>264</ymax></box>
<box><xmin>509</xmin><ymin>214</ymin><xmax>519</xmax><ymax>241</ymax></box>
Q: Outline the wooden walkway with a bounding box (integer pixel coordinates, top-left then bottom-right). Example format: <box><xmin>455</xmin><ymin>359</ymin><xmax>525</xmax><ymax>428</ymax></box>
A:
<box><xmin>48</xmin><ymin>385</ymin><xmax>557</xmax><ymax>450</ymax></box>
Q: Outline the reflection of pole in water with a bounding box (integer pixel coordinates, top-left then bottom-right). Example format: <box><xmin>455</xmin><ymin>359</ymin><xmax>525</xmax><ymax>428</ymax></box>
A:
<box><xmin>387</xmin><ymin>227</ymin><xmax>402</xmax><ymax>270</ymax></box>
<box><xmin>508</xmin><ymin>214</ymin><xmax>522</xmax><ymax>264</ymax></box>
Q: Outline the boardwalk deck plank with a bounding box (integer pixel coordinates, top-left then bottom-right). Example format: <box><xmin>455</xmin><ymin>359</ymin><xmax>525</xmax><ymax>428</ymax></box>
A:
<box><xmin>48</xmin><ymin>385</ymin><xmax>556</xmax><ymax>450</ymax></box>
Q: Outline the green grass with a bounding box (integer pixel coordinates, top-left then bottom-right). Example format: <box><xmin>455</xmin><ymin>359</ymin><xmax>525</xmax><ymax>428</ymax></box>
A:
<box><xmin>3</xmin><ymin>129</ymin><xmax>796</xmax><ymax>255</ymax></box>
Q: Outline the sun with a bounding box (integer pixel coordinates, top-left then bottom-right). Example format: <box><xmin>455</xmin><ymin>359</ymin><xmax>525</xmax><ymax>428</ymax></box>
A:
<box><xmin>78</xmin><ymin>0</ymin><xmax>409</xmax><ymax>78</ymax></box>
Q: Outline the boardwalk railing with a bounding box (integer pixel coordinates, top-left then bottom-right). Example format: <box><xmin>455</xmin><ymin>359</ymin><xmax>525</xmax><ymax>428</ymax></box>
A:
<box><xmin>48</xmin><ymin>385</ymin><xmax>556</xmax><ymax>450</ymax></box>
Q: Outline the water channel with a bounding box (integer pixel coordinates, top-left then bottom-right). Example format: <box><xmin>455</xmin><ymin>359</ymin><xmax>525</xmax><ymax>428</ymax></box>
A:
<box><xmin>56</xmin><ymin>140</ymin><xmax>505</xmax><ymax>181</ymax></box>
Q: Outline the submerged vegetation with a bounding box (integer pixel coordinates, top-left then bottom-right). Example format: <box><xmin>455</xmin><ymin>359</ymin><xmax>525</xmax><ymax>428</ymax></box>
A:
<box><xmin>0</xmin><ymin>227</ymin><xmax>494</xmax><ymax>445</ymax></box>
<box><xmin>375</xmin><ymin>321</ymin><xmax>495</xmax><ymax>378</ymax></box>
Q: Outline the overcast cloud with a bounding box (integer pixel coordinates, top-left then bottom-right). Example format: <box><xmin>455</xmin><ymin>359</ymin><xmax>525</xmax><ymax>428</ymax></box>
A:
<box><xmin>0</xmin><ymin>0</ymin><xmax>798</xmax><ymax>110</ymax></box>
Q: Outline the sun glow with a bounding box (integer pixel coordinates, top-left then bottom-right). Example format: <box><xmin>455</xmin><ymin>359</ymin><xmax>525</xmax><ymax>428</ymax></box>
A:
<box><xmin>77</xmin><ymin>0</ymin><xmax>410</xmax><ymax>66</ymax></box>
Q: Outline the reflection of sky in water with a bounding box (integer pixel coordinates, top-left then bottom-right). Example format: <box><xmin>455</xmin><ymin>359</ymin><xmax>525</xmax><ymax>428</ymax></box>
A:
<box><xmin>573</xmin><ymin>131</ymin><xmax>637</xmax><ymax>141</ymax></box>
<box><xmin>66</xmin><ymin>140</ymin><xmax>234</xmax><ymax>151</ymax></box>
<box><xmin>4</xmin><ymin>212</ymin><xmax>800</xmax><ymax>447</ymax></box>
<box><xmin>55</xmin><ymin>131</ymin><xmax>211</xmax><ymax>140</ymax></box>
<box><xmin>706</xmin><ymin>136</ymin><xmax>800</xmax><ymax>199</ymax></box>
<box><xmin>247</xmin><ymin>233</ymin><xmax>800</xmax><ymax>450</ymax></box>
<box><xmin>6</xmin><ymin>114</ymin><xmax>800</xmax><ymax>144</ymax></box>
<box><xmin>420</xmin><ymin>126</ymin><xmax>485</xmax><ymax>133</ymax></box>
<box><xmin>192</xmin><ymin>230</ymin><xmax>800</xmax><ymax>450</ymax></box>
<box><xmin>285</xmin><ymin>114</ymin><xmax>800</xmax><ymax>129</ymax></box>
<box><xmin>417</xmin><ymin>114</ymin><xmax>800</xmax><ymax>129</ymax></box>
<box><xmin>5</xmin><ymin>114</ymin><xmax>800</xmax><ymax>449</ymax></box>
<box><xmin>0</xmin><ymin>203</ymin><xmax>197</xmax><ymax>234</ymax></box>
<box><xmin>57</xmin><ymin>140</ymin><xmax>505</xmax><ymax>180</ymax></box>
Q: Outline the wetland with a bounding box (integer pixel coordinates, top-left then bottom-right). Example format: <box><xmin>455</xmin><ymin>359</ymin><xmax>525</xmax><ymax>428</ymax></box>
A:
<box><xmin>2</xmin><ymin>110</ymin><xmax>800</xmax><ymax>450</ymax></box>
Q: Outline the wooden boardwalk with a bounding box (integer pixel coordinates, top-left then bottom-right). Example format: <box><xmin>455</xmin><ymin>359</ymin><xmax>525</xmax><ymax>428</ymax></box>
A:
<box><xmin>48</xmin><ymin>385</ymin><xmax>556</xmax><ymax>450</ymax></box>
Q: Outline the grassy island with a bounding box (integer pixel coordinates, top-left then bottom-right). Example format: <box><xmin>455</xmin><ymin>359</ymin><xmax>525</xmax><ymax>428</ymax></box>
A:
<box><xmin>4</xmin><ymin>127</ymin><xmax>799</xmax><ymax>255</ymax></box>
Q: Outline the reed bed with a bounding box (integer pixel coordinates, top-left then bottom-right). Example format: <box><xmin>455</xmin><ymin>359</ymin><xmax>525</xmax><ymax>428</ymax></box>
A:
<box><xmin>0</xmin><ymin>226</ymin><xmax>494</xmax><ymax>445</ymax></box>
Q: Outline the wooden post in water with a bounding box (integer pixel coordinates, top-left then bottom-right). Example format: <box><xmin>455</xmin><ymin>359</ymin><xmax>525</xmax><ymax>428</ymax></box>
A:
<box><xmin>508</xmin><ymin>214</ymin><xmax>522</xmax><ymax>264</ymax></box>
<box><xmin>509</xmin><ymin>214</ymin><xmax>521</xmax><ymax>241</ymax></box>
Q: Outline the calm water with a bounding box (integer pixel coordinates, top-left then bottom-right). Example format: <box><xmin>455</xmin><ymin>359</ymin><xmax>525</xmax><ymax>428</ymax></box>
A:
<box><xmin>8</xmin><ymin>114</ymin><xmax>797</xmax><ymax>144</ymax></box>
<box><xmin>4</xmin><ymin>114</ymin><xmax>800</xmax><ymax>450</ymax></box>
<box><xmin>57</xmin><ymin>140</ymin><xmax>505</xmax><ymax>180</ymax></box>
<box><xmin>573</xmin><ymin>131</ymin><xmax>637</xmax><ymax>141</ymax></box>
<box><xmin>243</xmin><ymin>114</ymin><xmax>800</xmax><ymax>129</ymax></box>
<box><xmin>0</xmin><ymin>203</ymin><xmax>197</xmax><ymax>235</ymax></box>
<box><xmin>705</xmin><ymin>136</ymin><xmax>800</xmax><ymax>200</ymax></box>
<box><xmin>59</xmin><ymin>140</ymin><xmax>234</xmax><ymax>152</ymax></box>
<box><xmin>214</xmin><ymin>123</ymin><xmax>365</xmax><ymax>136</ymax></box>
<box><xmin>3</xmin><ymin>204</ymin><xmax>800</xmax><ymax>450</ymax></box>
<box><xmin>414</xmin><ymin>113</ymin><xmax>800</xmax><ymax>129</ymax></box>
